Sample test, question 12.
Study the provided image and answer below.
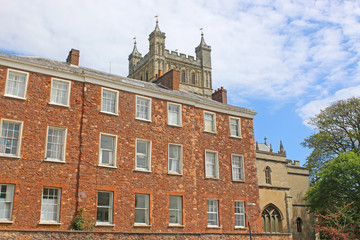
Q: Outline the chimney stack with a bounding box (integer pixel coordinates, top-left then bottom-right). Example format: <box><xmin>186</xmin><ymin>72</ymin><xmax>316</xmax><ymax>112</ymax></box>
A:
<box><xmin>212</xmin><ymin>87</ymin><xmax>227</xmax><ymax>104</ymax></box>
<box><xmin>66</xmin><ymin>49</ymin><xmax>80</xmax><ymax>66</ymax></box>
<box><xmin>154</xmin><ymin>69</ymin><xmax>179</xmax><ymax>91</ymax></box>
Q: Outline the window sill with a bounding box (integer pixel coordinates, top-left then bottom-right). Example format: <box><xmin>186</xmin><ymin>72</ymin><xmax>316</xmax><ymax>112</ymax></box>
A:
<box><xmin>133</xmin><ymin>169</ymin><xmax>152</xmax><ymax>173</ymax></box>
<box><xmin>203</xmin><ymin>130</ymin><xmax>217</xmax><ymax>134</ymax></box>
<box><xmin>0</xmin><ymin>154</ymin><xmax>21</xmax><ymax>159</ymax></box>
<box><xmin>100</xmin><ymin>110</ymin><xmax>119</xmax><ymax>116</ymax></box>
<box><xmin>167</xmin><ymin>172</ymin><xmax>183</xmax><ymax>176</ymax></box>
<box><xmin>235</xmin><ymin>226</ymin><xmax>248</xmax><ymax>230</ymax></box>
<box><xmin>134</xmin><ymin>223</ymin><xmax>151</xmax><ymax>227</ymax></box>
<box><xmin>95</xmin><ymin>222</ymin><xmax>115</xmax><ymax>226</ymax></box>
<box><xmin>207</xmin><ymin>225</ymin><xmax>222</xmax><ymax>229</ymax></box>
<box><xmin>232</xmin><ymin>179</ymin><xmax>245</xmax><ymax>183</ymax></box>
<box><xmin>230</xmin><ymin>135</ymin><xmax>242</xmax><ymax>139</ymax></box>
<box><xmin>38</xmin><ymin>221</ymin><xmax>62</xmax><ymax>225</ymax></box>
<box><xmin>4</xmin><ymin>94</ymin><xmax>26</xmax><ymax>100</ymax></box>
<box><xmin>135</xmin><ymin>117</ymin><xmax>152</xmax><ymax>122</ymax></box>
<box><xmin>0</xmin><ymin>220</ymin><xmax>14</xmax><ymax>224</ymax></box>
<box><xmin>98</xmin><ymin>164</ymin><xmax>117</xmax><ymax>169</ymax></box>
<box><xmin>49</xmin><ymin>102</ymin><xmax>70</xmax><ymax>108</ymax></box>
<box><xmin>167</xmin><ymin>123</ymin><xmax>182</xmax><ymax>128</ymax></box>
<box><xmin>43</xmin><ymin>158</ymin><xmax>66</xmax><ymax>164</ymax></box>
<box><xmin>168</xmin><ymin>224</ymin><xmax>184</xmax><ymax>228</ymax></box>
<box><xmin>205</xmin><ymin>177</ymin><xmax>219</xmax><ymax>180</ymax></box>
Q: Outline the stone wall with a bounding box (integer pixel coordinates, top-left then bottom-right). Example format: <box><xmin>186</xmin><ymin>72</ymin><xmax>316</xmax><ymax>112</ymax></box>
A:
<box><xmin>0</xmin><ymin>230</ymin><xmax>293</xmax><ymax>240</ymax></box>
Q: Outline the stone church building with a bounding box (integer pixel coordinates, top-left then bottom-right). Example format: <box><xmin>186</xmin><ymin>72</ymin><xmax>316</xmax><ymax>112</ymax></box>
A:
<box><xmin>128</xmin><ymin>20</ymin><xmax>213</xmax><ymax>98</ymax></box>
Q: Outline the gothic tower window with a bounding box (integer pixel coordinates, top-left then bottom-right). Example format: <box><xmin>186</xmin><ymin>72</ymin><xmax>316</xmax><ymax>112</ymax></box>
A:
<box><xmin>296</xmin><ymin>217</ymin><xmax>303</xmax><ymax>232</ymax></box>
<box><xmin>191</xmin><ymin>73</ymin><xmax>196</xmax><ymax>85</ymax></box>
<box><xmin>265</xmin><ymin>166</ymin><xmax>272</xmax><ymax>184</ymax></box>
<box><xmin>181</xmin><ymin>70</ymin><xmax>186</xmax><ymax>83</ymax></box>
<box><xmin>261</xmin><ymin>205</ymin><xmax>282</xmax><ymax>233</ymax></box>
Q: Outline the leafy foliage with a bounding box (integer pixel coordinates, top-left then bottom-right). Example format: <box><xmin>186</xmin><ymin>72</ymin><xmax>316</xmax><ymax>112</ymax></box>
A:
<box><xmin>306</xmin><ymin>152</ymin><xmax>360</xmax><ymax>238</ymax></box>
<box><xmin>314</xmin><ymin>203</ymin><xmax>357</xmax><ymax>240</ymax></box>
<box><xmin>71</xmin><ymin>208</ymin><xmax>95</xmax><ymax>231</ymax></box>
<box><xmin>302</xmin><ymin>97</ymin><xmax>360</xmax><ymax>181</ymax></box>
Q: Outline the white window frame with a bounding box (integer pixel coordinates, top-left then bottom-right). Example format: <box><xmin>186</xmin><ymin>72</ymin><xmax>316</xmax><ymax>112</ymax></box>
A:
<box><xmin>135</xmin><ymin>96</ymin><xmax>151</xmax><ymax>121</ymax></box>
<box><xmin>207</xmin><ymin>199</ymin><xmax>219</xmax><ymax>227</ymax></box>
<box><xmin>168</xmin><ymin>144</ymin><xmax>183</xmax><ymax>175</ymax></box>
<box><xmin>167</xmin><ymin>102</ymin><xmax>182</xmax><ymax>127</ymax></box>
<box><xmin>231</xmin><ymin>154</ymin><xmax>245</xmax><ymax>181</ymax></box>
<box><xmin>96</xmin><ymin>191</ymin><xmax>114</xmax><ymax>225</ymax></box>
<box><xmin>98</xmin><ymin>133</ymin><xmax>117</xmax><ymax>168</ymax></box>
<box><xmin>169</xmin><ymin>196</ymin><xmax>183</xmax><ymax>226</ymax></box>
<box><xmin>135</xmin><ymin>139</ymin><xmax>151</xmax><ymax>172</ymax></box>
<box><xmin>49</xmin><ymin>78</ymin><xmax>71</xmax><ymax>107</ymax></box>
<box><xmin>204</xmin><ymin>111</ymin><xmax>216</xmax><ymax>133</ymax></box>
<box><xmin>0</xmin><ymin>119</ymin><xmax>23</xmax><ymax>158</ymax></box>
<box><xmin>235</xmin><ymin>201</ymin><xmax>246</xmax><ymax>228</ymax></box>
<box><xmin>4</xmin><ymin>69</ymin><xmax>29</xmax><ymax>100</ymax></box>
<box><xmin>40</xmin><ymin>187</ymin><xmax>61</xmax><ymax>224</ymax></box>
<box><xmin>0</xmin><ymin>184</ymin><xmax>15</xmax><ymax>222</ymax></box>
<box><xmin>205</xmin><ymin>150</ymin><xmax>219</xmax><ymax>179</ymax></box>
<box><xmin>229</xmin><ymin>117</ymin><xmax>241</xmax><ymax>138</ymax></box>
<box><xmin>134</xmin><ymin>194</ymin><xmax>150</xmax><ymax>226</ymax></box>
<box><xmin>101</xmin><ymin>88</ymin><xmax>119</xmax><ymax>115</ymax></box>
<box><xmin>44</xmin><ymin>126</ymin><xmax>67</xmax><ymax>163</ymax></box>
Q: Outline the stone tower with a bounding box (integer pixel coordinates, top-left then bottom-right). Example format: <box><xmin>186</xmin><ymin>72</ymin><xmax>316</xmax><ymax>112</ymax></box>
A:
<box><xmin>128</xmin><ymin>20</ymin><xmax>213</xmax><ymax>98</ymax></box>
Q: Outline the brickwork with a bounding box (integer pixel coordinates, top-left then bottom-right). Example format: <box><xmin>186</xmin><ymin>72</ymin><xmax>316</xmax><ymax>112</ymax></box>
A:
<box><xmin>0</xmin><ymin>58</ymin><xmax>268</xmax><ymax>238</ymax></box>
<box><xmin>0</xmin><ymin>230</ymin><xmax>293</xmax><ymax>240</ymax></box>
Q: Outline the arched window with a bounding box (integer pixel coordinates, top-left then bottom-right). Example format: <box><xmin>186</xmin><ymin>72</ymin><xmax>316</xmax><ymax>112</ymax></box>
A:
<box><xmin>261</xmin><ymin>204</ymin><xmax>282</xmax><ymax>233</ymax></box>
<box><xmin>296</xmin><ymin>218</ymin><xmax>302</xmax><ymax>232</ymax></box>
<box><xmin>265</xmin><ymin>166</ymin><xmax>272</xmax><ymax>184</ymax></box>
<box><xmin>181</xmin><ymin>70</ymin><xmax>186</xmax><ymax>83</ymax></box>
<box><xmin>191</xmin><ymin>73</ymin><xmax>196</xmax><ymax>85</ymax></box>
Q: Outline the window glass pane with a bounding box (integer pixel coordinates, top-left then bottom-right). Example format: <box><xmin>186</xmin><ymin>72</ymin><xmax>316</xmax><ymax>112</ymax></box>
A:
<box><xmin>135</xmin><ymin>194</ymin><xmax>149</xmax><ymax>224</ymax></box>
<box><xmin>100</xmin><ymin>135</ymin><xmax>115</xmax><ymax>166</ymax></box>
<box><xmin>168</xmin><ymin>104</ymin><xmax>180</xmax><ymax>125</ymax></box>
<box><xmin>204</xmin><ymin>113</ymin><xmax>215</xmax><ymax>132</ymax></box>
<box><xmin>0</xmin><ymin>121</ymin><xmax>21</xmax><ymax>155</ymax></box>
<box><xmin>98</xmin><ymin>192</ymin><xmax>110</xmax><ymax>206</ymax></box>
<box><xmin>169</xmin><ymin>145</ymin><xmax>180</xmax><ymax>173</ymax></box>
<box><xmin>205</xmin><ymin>152</ymin><xmax>217</xmax><ymax>178</ymax></box>
<box><xmin>97</xmin><ymin>191</ymin><xmax>112</xmax><ymax>223</ymax></box>
<box><xmin>136</xmin><ymin>98</ymin><xmax>150</xmax><ymax>120</ymax></box>
<box><xmin>207</xmin><ymin>199</ymin><xmax>218</xmax><ymax>226</ymax></box>
<box><xmin>169</xmin><ymin>196</ymin><xmax>182</xmax><ymax>225</ymax></box>
<box><xmin>51</xmin><ymin>80</ymin><xmax>69</xmax><ymax>105</ymax></box>
<box><xmin>6</xmin><ymin>71</ymin><xmax>27</xmax><ymax>98</ymax></box>
<box><xmin>0</xmin><ymin>184</ymin><xmax>14</xmax><ymax>220</ymax></box>
<box><xmin>46</xmin><ymin>127</ymin><xmax>65</xmax><ymax>161</ymax></box>
<box><xmin>41</xmin><ymin>187</ymin><xmax>60</xmax><ymax>222</ymax></box>
<box><xmin>230</xmin><ymin>118</ymin><xmax>240</xmax><ymax>136</ymax></box>
<box><xmin>102</xmin><ymin>89</ymin><xmax>117</xmax><ymax>113</ymax></box>
<box><xmin>136</xmin><ymin>141</ymin><xmax>149</xmax><ymax>169</ymax></box>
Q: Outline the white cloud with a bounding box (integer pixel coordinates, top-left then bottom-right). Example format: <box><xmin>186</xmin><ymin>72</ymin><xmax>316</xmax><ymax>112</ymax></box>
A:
<box><xmin>298</xmin><ymin>85</ymin><xmax>360</xmax><ymax>125</ymax></box>
<box><xmin>0</xmin><ymin>0</ymin><xmax>359</xmax><ymax>127</ymax></box>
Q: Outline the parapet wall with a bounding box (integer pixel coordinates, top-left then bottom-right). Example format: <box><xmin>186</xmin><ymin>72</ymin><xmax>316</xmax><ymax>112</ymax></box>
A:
<box><xmin>0</xmin><ymin>230</ymin><xmax>293</xmax><ymax>240</ymax></box>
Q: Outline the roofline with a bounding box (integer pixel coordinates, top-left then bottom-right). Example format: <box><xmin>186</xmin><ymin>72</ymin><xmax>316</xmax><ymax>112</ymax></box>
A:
<box><xmin>0</xmin><ymin>52</ymin><xmax>256</xmax><ymax>119</ymax></box>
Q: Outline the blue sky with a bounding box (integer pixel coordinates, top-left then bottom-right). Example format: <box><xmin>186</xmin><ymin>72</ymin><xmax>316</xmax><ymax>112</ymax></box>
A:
<box><xmin>1</xmin><ymin>0</ymin><xmax>360</xmax><ymax>165</ymax></box>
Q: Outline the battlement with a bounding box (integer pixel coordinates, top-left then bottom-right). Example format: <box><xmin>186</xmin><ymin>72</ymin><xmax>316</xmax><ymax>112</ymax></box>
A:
<box><xmin>164</xmin><ymin>49</ymin><xmax>200</xmax><ymax>64</ymax></box>
<box><xmin>287</xmin><ymin>159</ymin><xmax>300</xmax><ymax>167</ymax></box>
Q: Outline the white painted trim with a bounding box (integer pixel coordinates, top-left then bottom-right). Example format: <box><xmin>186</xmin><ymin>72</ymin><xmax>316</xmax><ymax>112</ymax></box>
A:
<box><xmin>167</xmin><ymin>102</ymin><xmax>182</xmax><ymax>127</ymax></box>
<box><xmin>0</xmin><ymin>118</ymin><xmax>24</xmax><ymax>158</ymax></box>
<box><xmin>135</xmin><ymin>138</ymin><xmax>152</xmax><ymax>172</ymax></box>
<box><xmin>4</xmin><ymin>68</ymin><xmax>29</xmax><ymax>100</ymax></box>
<box><xmin>98</xmin><ymin>133</ymin><xmax>118</xmax><ymax>168</ymax></box>
<box><xmin>101</xmin><ymin>87</ymin><xmax>119</xmax><ymax>115</ymax></box>
<box><xmin>44</xmin><ymin>126</ymin><xmax>67</xmax><ymax>163</ymax></box>
<box><xmin>168</xmin><ymin>143</ymin><xmax>183</xmax><ymax>175</ymax></box>
<box><xmin>229</xmin><ymin>117</ymin><xmax>242</xmax><ymax>138</ymax></box>
<box><xmin>203</xmin><ymin>111</ymin><xmax>216</xmax><ymax>134</ymax></box>
<box><xmin>135</xmin><ymin>96</ymin><xmax>152</xmax><ymax>122</ymax></box>
<box><xmin>49</xmin><ymin>78</ymin><xmax>71</xmax><ymax>107</ymax></box>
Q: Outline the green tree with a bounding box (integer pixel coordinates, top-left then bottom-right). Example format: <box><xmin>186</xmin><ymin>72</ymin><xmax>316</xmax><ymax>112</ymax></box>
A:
<box><xmin>305</xmin><ymin>152</ymin><xmax>360</xmax><ymax>238</ymax></box>
<box><xmin>302</xmin><ymin>97</ymin><xmax>360</xmax><ymax>181</ymax></box>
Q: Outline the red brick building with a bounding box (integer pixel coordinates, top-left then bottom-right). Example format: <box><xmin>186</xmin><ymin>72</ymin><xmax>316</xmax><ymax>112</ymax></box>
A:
<box><xmin>0</xmin><ymin>50</ymin><xmax>292</xmax><ymax>239</ymax></box>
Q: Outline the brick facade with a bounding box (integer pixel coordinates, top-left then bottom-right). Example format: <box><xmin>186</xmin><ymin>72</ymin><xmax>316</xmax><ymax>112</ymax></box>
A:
<box><xmin>0</xmin><ymin>51</ymin><xmax>287</xmax><ymax>239</ymax></box>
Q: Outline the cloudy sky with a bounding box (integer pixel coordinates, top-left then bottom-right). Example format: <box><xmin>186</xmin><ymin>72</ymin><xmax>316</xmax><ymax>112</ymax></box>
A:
<box><xmin>1</xmin><ymin>0</ymin><xmax>360</xmax><ymax>164</ymax></box>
